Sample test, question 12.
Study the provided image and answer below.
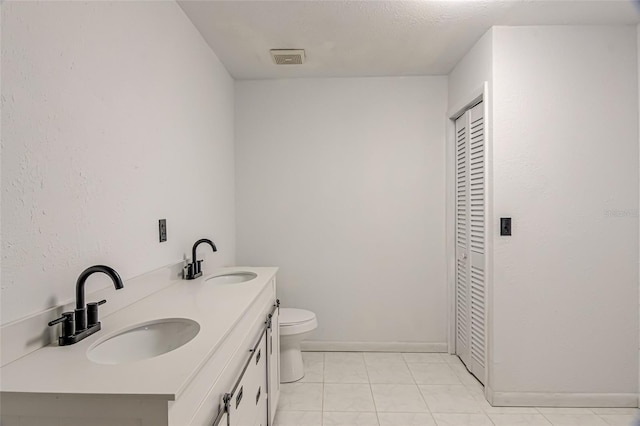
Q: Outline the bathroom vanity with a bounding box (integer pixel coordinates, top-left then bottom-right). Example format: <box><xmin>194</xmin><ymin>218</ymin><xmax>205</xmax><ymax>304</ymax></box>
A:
<box><xmin>0</xmin><ymin>267</ymin><xmax>280</xmax><ymax>426</ymax></box>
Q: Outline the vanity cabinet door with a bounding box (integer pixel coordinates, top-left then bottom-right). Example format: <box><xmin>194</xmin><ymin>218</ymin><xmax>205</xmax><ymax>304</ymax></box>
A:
<box><xmin>267</xmin><ymin>304</ymin><xmax>280</xmax><ymax>425</ymax></box>
<box><xmin>248</xmin><ymin>329</ymin><xmax>267</xmax><ymax>426</ymax></box>
<box><xmin>228</xmin><ymin>329</ymin><xmax>268</xmax><ymax>426</ymax></box>
<box><xmin>254</xmin><ymin>389</ymin><xmax>268</xmax><ymax>426</ymax></box>
<box><xmin>228</xmin><ymin>379</ymin><xmax>253</xmax><ymax>426</ymax></box>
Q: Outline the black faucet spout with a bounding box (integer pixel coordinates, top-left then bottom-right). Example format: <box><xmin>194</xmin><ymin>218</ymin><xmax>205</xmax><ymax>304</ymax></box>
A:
<box><xmin>185</xmin><ymin>238</ymin><xmax>217</xmax><ymax>280</ymax></box>
<box><xmin>76</xmin><ymin>265</ymin><xmax>124</xmax><ymax>310</ymax></box>
<box><xmin>75</xmin><ymin>265</ymin><xmax>124</xmax><ymax>330</ymax></box>
<box><xmin>191</xmin><ymin>238</ymin><xmax>217</xmax><ymax>266</ymax></box>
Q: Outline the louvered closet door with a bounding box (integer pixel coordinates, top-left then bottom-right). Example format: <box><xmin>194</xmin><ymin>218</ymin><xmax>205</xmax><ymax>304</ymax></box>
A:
<box><xmin>455</xmin><ymin>102</ymin><xmax>486</xmax><ymax>384</ymax></box>
<box><xmin>454</xmin><ymin>113</ymin><xmax>471</xmax><ymax>371</ymax></box>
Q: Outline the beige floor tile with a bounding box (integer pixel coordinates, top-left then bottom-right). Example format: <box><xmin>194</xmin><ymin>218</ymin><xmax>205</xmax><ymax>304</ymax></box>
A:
<box><xmin>366</xmin><ymin>362</ymin><xmax>415</xmax><ymax>384</ymax></box>
<box><xmin>419</xmin><ymin>385</ymin><xmax>483</xmax><ymax>414</ymax></box>
<box><xmin>300</xmin><ymin>354</ymin><xmax>324</xmax><ymax>383</ymax></box>
<box><xmin>274</xmin><ymin>410</ymin><xmax>322</xmax><ymax>426</ymax></box>
<box><xmin>431</xmin><ymin>413</ymin><xmax>494</xmax><ymax>425</ymax></box>
<box><xmin>323</xmin><ymin>383</ymin><xmax>376</xmax><ymax>412</ymax></box>
<box><xmin>598</xmin><ymin>414</ymin><xmax>637</xmax><ymax>425</ymax></box>
<box><xmin>403</xmin><ymin>353</ymin><xmax>447</xmax><ymax>363</ymax></box>
<box><xmin>324</xmin><ymin>362</ymin><xmax>369</xmax><ymax>383</ymax></box>
<box><xmin>489</xmin><ymin>413</ymin><xmax>552</xmax><ymax>425</ymax></box>
<box><xmin>323</xmin><ymin>412</ymin><xmax>379</xmax><ymax>425</ymax></box>
<box><xmin>278</xmin><ymin>383</ymin><xmax>324</xmax><ymax>411</ymax></box>
<box><xmin>591</xmin><ymin>408</ymin><xmax>640</xmax><ymax>415</ymax></box>
<box><xmin>378</xmin><ymin>412</ymin><xmax>438</xmax><ymax>425</ymax></box>
<box><xmin>364</xmin><ymin>352</ymin><xmax>407</xmax><ymax>364</ymax></box>
<box><xmin>408</xmin><ymin>363</ymin><xmax>462</xmax><ymax>385</ymax></box>
<box><xmin>325</xmin><ymin>352</ymin><xmax>365</xmax><ymax>364</ymax></box>
<box><xmin>372</xmin><ymin>384</ymin><xmax>430</xmax><ymax>413</ymax></box>
<box><xmin>542</xmin><ymin>414</ymin><xmax>607</xmax><ymax>425</ymax></box>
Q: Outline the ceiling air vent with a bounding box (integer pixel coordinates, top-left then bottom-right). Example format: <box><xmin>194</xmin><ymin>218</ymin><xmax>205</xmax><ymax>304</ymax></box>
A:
<box><xmin>270</xmin><ymin>49</ymin><xmax>305</xmax><ymax>65</ymax></box>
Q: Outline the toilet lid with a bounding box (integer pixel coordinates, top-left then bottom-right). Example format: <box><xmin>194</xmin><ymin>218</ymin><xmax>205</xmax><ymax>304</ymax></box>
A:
<box><xmin>280</xmin><ymin>308</ymin><xmax>316</xmax><ymax>326</ymax></box>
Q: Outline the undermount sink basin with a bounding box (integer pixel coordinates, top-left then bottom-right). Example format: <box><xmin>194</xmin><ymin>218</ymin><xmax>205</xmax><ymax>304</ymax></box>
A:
<box><xmin>205</xmin><ymin>272</ymin><xmax>257</xmax><ymax>284</ymax></box>
<box><xmin>87</xmin><ymin>318</ymin><xmax>200</xmax><ymax>365</ymax></box>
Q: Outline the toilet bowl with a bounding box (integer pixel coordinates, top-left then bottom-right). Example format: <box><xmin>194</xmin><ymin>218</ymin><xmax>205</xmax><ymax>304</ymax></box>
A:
<box><xmin>279</xmin><ymin>308</ymin><xmax>317</xmax><ymax>383</ymax></box>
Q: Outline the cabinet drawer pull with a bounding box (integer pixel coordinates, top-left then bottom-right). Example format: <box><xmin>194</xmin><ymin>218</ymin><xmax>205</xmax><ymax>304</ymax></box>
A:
<box><xmin>256</xmin><ymin>386</ymin><xmax>261</xmax><ymax>405</ymax></box>
<box><xmin>256</xmin><ymin>348</ymin><xmax>261</xmax><ymax>364</ymax></box>
<box><xmin>236</xmin><ymin>386</ymin><xmax>243</xmax><ymax>409</ymax></box>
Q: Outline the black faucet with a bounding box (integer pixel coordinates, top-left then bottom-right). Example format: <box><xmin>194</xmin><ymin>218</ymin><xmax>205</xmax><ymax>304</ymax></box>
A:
<box><xmin>48</xmin><ymin>265</ymin><xmax>124</xmax><ymax>346</ymax></box>
<box><xmin>184</xmin><ymin>238</ymin><xmax>217</xmax><ymax>280</ymax></box>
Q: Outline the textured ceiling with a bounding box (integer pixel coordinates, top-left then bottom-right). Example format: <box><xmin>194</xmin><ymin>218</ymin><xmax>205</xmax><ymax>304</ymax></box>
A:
<box><xmin>178</xmin><ymin>1</ymin><xmax>640</xmax><ymax>79</ymax></box>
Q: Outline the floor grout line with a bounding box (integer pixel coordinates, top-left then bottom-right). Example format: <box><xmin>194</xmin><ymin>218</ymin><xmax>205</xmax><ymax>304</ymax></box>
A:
<box><xmin>539</xmin><ymin>411</ymin><xmax>554</xmax><ymax>425</ymax></box>
<box><xmin>320</xmin><ymin>352</ymin><xmax>325</xmax><ymax>425</ymax></box>
<box><xmin>361</xmin><ymin>353</ymin><xmax>381</xmax><ymax>426</ymax></box>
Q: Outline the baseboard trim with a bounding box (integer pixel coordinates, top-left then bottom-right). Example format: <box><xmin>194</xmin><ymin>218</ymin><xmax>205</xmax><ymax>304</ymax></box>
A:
<box><xmin>489</xmin><ymin>389</ymin><xmax>639</xmax><ymax>408</ymax></box>
<box><xmin>300</xmin><ymin>341</ymin><xmax>448</xmax><ymax>353</ymax></box>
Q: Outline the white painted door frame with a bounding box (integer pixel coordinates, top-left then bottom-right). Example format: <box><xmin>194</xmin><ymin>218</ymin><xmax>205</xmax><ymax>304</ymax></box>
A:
<box><xmin>445</xmin><ymin>82</ymin><xmax>493</xmax><ymax>396</ymax></box>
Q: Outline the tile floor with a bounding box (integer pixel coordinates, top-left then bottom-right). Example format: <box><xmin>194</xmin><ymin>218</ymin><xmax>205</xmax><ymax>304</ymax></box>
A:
<box><xmin>274</xmin><ymin>352</ymin><xmax>639</xmax><ymax>426</ymax></box>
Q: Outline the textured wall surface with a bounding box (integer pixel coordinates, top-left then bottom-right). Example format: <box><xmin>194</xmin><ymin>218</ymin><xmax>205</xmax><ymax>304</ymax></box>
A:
<box><xmin>236</xmin><ymin>77</ymin><xmax>448</xmax><ymax>345</ymax></box>
<box><xmin>1</xmin><ymin>1</ymin><xmax>236</xmax><ymax>324</ymax></box>
<box><xmin>491</xmin><ymin>26</ymin><xmax>639</xmax><ymax>394</ymax></box>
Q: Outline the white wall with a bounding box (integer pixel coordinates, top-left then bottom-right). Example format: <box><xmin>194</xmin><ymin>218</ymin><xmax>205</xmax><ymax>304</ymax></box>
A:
<box><xmin>448</xmin><ymin>29</ymin><xmax>494</xmax><ymax>112</ymax></box>
<box><xmin>1</xmin><ymin>1</ymin><xmax>236</xmax><ymax>325</ymax></box>
<box><xmin>491</xmin><ymin>26</ymin><xmax>639</xmax><ymax>395</ymax></box>
<box><xmin>236</xmin><ymin>77</ymin><xmax>448</xmax><ymax>346</ymax></box>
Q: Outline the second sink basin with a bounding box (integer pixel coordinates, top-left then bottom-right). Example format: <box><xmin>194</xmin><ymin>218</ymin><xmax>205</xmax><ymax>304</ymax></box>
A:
<box><xmin>206</xmin><ymin>272</ymin><xmax>257</xmax><ymax>284</ymax></box>
<box><xmin>87</xmin><ymin>318</ymin><xmax>200</xmax><ymax>365</ymax></box>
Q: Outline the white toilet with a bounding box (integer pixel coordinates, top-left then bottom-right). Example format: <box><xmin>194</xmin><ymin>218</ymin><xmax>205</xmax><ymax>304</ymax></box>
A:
<box><xmin>279</xmin><ymin>308</ymin><xmax>318</xmax><ymax>383</ymax></box>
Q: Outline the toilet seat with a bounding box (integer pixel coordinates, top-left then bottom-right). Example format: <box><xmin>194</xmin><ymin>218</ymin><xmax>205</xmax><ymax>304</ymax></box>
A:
<box><xmin>279</xmin><ymin>308</ymin><xmax>317</xmax><ymax>336</ymax></box>
<box><xmin>280</xmin><ymin>308</ymin><xmax>316</xmax><ymax>325</ymax></box>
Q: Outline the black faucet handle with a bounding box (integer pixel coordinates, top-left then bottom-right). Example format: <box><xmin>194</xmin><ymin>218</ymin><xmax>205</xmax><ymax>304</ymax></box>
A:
<box><xmin>48</xmin><ymin>312</ymin><xmax>75</xmax><ymax>339</ymax></box>
<box><xmin>183</xmin><ymin>261</ymin><xmax>204</xmax><ymax>280</ymax></box>
<box><xmin>184</xmin><ymin>262</ymin><xmax>194</xmax><ymax>279</ymax></box>
<box><xmin>87</xmin><ymin>299</ymin><xmax>107</xmax><ymax>327</ymax></box>
<box><xmin>48</xmin><ymin>312</ymin><xmax>72</xmax><ymax>326</ymax></box>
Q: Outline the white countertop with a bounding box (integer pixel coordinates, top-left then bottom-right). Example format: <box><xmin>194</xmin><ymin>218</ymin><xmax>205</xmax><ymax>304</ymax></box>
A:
<box><xmin>0</xmin><ymin>267</ymin><xmax>278</xmax><ymax>401</ymax></box>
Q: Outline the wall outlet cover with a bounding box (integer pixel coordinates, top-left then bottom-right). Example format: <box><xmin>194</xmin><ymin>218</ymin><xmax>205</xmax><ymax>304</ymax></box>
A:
<box><xmin>500</xmin><ymin>217</ymin><xmax>511</xmax><ymax>236</ymax></box>
<box><xmin>159</xmin><ymin>219</ymin><xmax>167</xmax><ymax>242</ymax></box>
